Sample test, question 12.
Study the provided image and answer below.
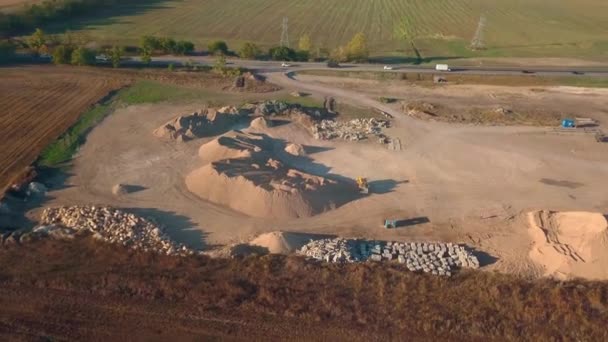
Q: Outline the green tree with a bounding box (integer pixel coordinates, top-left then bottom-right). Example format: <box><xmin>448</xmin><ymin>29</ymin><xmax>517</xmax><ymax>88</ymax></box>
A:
<box><xmin>346</xmin><ymin>32</ymin><xmax>368</xmax><ymax>62</ymax></box>
<box><xmin>330</xmin><ymin>46</ymin><xmax>348</xmax><ymax>62</ymax></box>
<box><xmin>139</xmin><ymin>35</ymin><xmax>157</xmax><ymax>65</ymax></box>
<box><xmin>106</xmin><ymin>45</ymin><xmax>124</xmax><ymax>68</ymax></box>
<box><xmin>213</xmin><ymin>53</ymin><xmax>227</xmax><ymax>73</ymax></box>
<box><xmin>175</xmin><ymin>40</ymin><xmax>194</xmax><ymax>55</ymax></box>
<box><xmin>298</xmin><ymin>33</ymin><xmax>312</xmax><ymax>52</ymax></box>
<box><xmin>208</xmin><ymin>40</ymin><xmax>228</xmax><ymax>55</ymax></box>
<box><xmin>27</xmin><ymin>28</ymin><xmax>46</xmax><ymax>54</ymax></box>
<box><xmin>268</xmin><ymin>46</ymin><xmax>296</xmax><ymax>61</ymax></box>
<box><xmin>140</xmin><ymin>35</ymin><xmax>160</xmax><ymax>51</ymax></box>
<box><xmin>159</xmin><ymin>37</ymin><xmax>176</xmax><ymax>54</ymax></box>
<box><xmin>238</xmin><ymin>42</ymin><xmax>261</xmax><ymax>59</ymax></box>
<box><xmin>394</xmin><ymin>17</ymin><xmax>421</xmax><ymax>63</ymax></box>
<box><xmin>70</xmin><ymin>47</ymin><xmax>95</xmax><ymax>66</ymax></box>
<box><xmin>52</xmin><ymin>45</ymin><xmax>73</xmax><ymax>64</ymax></box>
<box><xmin>167</xmin><ymin>63</ymin><xmax>174</xmax><ymax>71</ymax></box>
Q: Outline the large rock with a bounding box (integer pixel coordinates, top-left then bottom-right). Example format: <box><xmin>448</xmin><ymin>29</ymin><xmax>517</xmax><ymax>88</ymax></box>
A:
<box><xmin>27</xmin><ymin>182</ymin><xmax>47</xmax><ymax>196</ymax></box>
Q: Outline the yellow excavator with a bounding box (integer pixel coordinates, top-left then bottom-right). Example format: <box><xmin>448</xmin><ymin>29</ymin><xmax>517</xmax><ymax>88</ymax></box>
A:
<box><xmin>356</xmin><ymin>177</ymin><xmax>369</xmax><ymax>194</ymax></box>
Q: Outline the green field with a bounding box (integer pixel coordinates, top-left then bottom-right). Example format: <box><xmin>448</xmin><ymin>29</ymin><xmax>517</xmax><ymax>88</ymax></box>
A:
<box><xmin>50</xmin><ymin>0</ymin><xmax>608</xmax><ymax>59</ymax></box>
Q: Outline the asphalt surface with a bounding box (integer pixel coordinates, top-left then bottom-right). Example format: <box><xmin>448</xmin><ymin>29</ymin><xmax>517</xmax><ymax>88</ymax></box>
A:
<box><xmin>143</xmin><ymin>55</ymin><xmax>608</xmax><ymax>77</ymax></box>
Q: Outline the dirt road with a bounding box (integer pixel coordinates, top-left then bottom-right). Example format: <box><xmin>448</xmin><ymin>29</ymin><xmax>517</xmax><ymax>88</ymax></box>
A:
<box><xmin>33</xmin><ymin>72</ymin><xmax>608</xmax><ymax>278</ymax></box>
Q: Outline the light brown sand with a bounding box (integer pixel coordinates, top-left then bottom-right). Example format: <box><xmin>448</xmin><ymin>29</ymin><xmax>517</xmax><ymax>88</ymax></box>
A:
<box><xmin>528</xmin><ymin>211</ymin><xmax>608</xmax><ymax>280</ymax></box>
<box><xmin>186</xmin><ymin>131</ymin><xmax>356</xmax><ymax>218</ymax></box>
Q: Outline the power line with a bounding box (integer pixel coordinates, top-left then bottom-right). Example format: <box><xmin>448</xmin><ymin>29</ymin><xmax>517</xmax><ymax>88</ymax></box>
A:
<box><xmin>280</xmin><ymin>17</ymin><xmax>290</xmax><ymax>48</ymax></box>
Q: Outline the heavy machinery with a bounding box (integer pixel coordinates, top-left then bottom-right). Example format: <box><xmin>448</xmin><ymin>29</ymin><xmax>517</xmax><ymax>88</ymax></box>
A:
<box><xmin>356</xmin><ymin>177</ymin><xmax>369</xmax><ymax>194</ymax></box>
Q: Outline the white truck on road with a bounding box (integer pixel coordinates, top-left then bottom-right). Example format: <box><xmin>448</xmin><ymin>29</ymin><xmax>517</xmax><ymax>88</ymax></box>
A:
<box><xmin>435</xmin><ymin>64</ymin><xmax>451</xmax><ymax>72</ymax></box>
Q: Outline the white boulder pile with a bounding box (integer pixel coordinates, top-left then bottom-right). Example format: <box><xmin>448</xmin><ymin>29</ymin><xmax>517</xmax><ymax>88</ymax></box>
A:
<box><xmin>36</xmin><ymin>206</ymin><xmax>193</xmax><ymax>256</ymax></box>
<box><xmin>298</xmin><ymin>238</ymin><xmax>480</xmax><ymax>276</ymax></box>
<box><xmin>312</xmin><ymin>118</ymin><xmax>390</xmax><ymax>142</ymax></box>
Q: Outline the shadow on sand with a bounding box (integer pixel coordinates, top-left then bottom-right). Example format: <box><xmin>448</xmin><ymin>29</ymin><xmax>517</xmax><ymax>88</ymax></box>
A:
<box><xmin>125</xmin><ymin>207</ymin><xmax>211</xmax><ymax>250</ymax></box>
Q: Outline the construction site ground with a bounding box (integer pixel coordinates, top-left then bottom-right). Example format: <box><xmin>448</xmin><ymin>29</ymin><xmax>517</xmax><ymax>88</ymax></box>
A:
<box><xmin>22</xmin><ymin>72</ymin><xmax>608</xmax><ymax>279</ymax></box>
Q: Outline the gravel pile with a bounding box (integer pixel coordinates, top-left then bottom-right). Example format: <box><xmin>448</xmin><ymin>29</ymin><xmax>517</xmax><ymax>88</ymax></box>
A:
<box><xmin>312</xmin><ymin>118</ymin><xmax>390</xmax><ymax>142</ymax></box>
<box><xmin>38</xmin><ymin>206</ymin><xmax>193</xmax><ymax>256</ymax></box>
<box><xmin>298</xmin><ymin>238</ymin><xmax>480</xmax><ymax>276</ymax></box>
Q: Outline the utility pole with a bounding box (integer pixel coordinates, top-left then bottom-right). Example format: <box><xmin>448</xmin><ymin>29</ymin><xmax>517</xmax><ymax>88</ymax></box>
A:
<box><xmin>470</xmin><ymin>15</ymin><xmax>487</xmax><ymax>50</ymax></box>
<box><xmin>280</xmin><ymin>17</ymin><xmax>290</xmax><ymax>48</ymax></box>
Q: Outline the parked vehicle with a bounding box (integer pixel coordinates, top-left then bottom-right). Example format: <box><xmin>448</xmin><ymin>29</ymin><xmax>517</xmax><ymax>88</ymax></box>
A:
<box><xmin>327</xmin><ymin>60</ymin><xmax>340</xmax><ymax>68</ymax></box>
<box><xmin>435</xmin><ymin>64</ymin><xmax>450</xmax><ymax>71</ymax></box>
<box><xmin>383</xmin><ymin>65</ymin><xmax>393</xmax><ymax>70</ymax></box>
<box><xmin>281</xmin><ymin>62</ymin><xmax>291</xmax><ymax>67</ymax></box>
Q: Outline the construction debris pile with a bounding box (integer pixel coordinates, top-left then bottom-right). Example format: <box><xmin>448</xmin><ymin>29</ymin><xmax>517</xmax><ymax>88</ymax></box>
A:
<box><xmin>153</xmin><ymin>106</ymin><xmax>245</xmax><ymax>142</ymax></box>
<box><xmin>298</xmin><ymin>238</ymin><xmax>480</xmax><ymax>276</ymax></box>
<box><xmin>25</xmin><ymin>206</ymin><xmax>193</xmax><ymax>256</ymax></box>
<box><xmin>312</xmin><ymin>118</ymin><xmax>390</xmax><ymax>142</ymax></box>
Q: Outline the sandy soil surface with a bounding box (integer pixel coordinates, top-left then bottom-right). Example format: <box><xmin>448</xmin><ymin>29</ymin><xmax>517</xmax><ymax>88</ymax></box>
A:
<box><xmin>293</xmin><ymin>74</ymin><xmax>608</xmax><ymax>126</ymax></box>
<box><xmin>528</xmin><ymin>211</ymin><xmax>608</xmax><ymax>280</ymax></box>
<box><xmin>34</xmin><ymin>76</ymin><xmax>608</xmax><ymax>278</ymax></box>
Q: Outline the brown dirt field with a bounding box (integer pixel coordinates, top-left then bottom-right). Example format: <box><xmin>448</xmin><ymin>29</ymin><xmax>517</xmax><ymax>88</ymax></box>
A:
<box><xmin>0</xmin><ymin>65</ymin><xmax>273</xmax><ymax>198</ymax></box>
<box><xmin>0</xmin><ymin>66</ymin><xmax>131</xmax><ymax>197</ymax></box>
<box><xmin>0</xmin><ymin>237</ymin><xmax>607</xmax><ymax>341</ymax></box>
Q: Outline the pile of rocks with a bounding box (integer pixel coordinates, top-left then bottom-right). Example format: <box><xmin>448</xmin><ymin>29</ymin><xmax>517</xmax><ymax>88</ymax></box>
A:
<box><xmin>298</xmin><ymin>238</ymin><xmax>360</xmax><ymax>263</ymax></box>
<box><xmin>298</xmin><ymin>238</ymin><xmax>480</xmax><ymax>276</ymax></box>
<box><xmin>312</xmin><ymin>118</ymin><xmax>390</xmax><ymax>142</ymax></box>
<box><xmin>35</xmin><ymin>206</ymin><xmax>193</xmax><ymax>256</ymax></box>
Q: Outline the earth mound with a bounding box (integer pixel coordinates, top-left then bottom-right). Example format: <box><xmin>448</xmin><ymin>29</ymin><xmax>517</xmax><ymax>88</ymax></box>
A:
<box><xmin>249</xmin><ymin>117</ymin><xmax>274</xmax><ymax>130</ymax></box>
<box><xmin>186</xmin><ymin>157</ymin><xmax>353</xmax><ymax>218</ymax></box>
<box><xmin>186</xmin><ymin>132</ymin><xmax>356</xmax><ymax>218</ymax></box>
<box><xmin>249</xmin><ymin>231</ymin><xmax>325</xmax><ymax>254</ymax></box>
<box><xmin>527</xmin><ymin>210</ymin><xmax>608</xmax><ymax>280</ymax></box>
<box><xmin>112</xmin><ymin>184</ymin><xmax>128</xmax><ymax>195</ymax></box>
<box><xmin>197</xmin><ymin>130</ymin><xmax>268</xmax><ymax>163</ymax></box>
<box><xmin>284</xmin><ymin>143</ymin><xmax>306</xmax><ymax>156</ymax></box>
<box><xmin>153</xmin><ymin>107</ymin><xmax>244</xmax><ymax>141</ymax></box>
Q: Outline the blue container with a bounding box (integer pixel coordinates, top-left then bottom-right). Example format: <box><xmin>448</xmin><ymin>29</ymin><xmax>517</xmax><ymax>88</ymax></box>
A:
<box><xmin>562</xmin><ymin>119</ymin><xmax>575</xmax><ymax>128</ymax></box>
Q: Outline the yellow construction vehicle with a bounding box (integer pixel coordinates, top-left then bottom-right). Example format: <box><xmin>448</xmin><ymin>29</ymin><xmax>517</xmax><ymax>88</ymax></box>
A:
<box><xmin>356</xmin><ymin>177</ymin><xmax>369</xmax><ymax>194</ymax></box>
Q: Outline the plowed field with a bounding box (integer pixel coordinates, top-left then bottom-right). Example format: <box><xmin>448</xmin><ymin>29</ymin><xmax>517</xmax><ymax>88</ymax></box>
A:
<box><xmin>0</xmin><ymin>66</ymin><xmax>130</xmax><ymax>195</ymax></box>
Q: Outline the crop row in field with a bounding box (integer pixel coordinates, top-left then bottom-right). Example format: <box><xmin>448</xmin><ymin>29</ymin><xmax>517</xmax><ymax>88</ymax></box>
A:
<box><xmin>0</xmin><ymin>66</ymin><xmax>130</xmax><ymax>194</ymax></box>
<box><xmin>49</xmin><ymin>0</ymin><xmax>608</xmax><ymax>58</ymax></box>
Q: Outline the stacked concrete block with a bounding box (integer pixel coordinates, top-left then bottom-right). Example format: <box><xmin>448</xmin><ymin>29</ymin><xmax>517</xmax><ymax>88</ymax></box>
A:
<box><xmin>298</xmin><ymin>238</ymin><xmax>481</xmax><ymax>276</ymax></box>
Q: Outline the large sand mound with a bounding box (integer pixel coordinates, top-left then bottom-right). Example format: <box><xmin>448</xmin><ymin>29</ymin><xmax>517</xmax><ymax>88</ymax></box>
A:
<box><xmin>186</xmin><ymin>157</ymin><xmax>353</xmax><ymax>218</ymax></box>
<box><xmin>153</xmin><ymin>107</ymin><xmax>244</xmax><ymax>141</ymax></box>
<box><xmin>528</xmin><ymin>210</ymin><xmax>608</xmax><ymax>280</ymax></box>
<box><xmin>186</xmin><ymin>131</ymin><xmax>356</xmax><ymax>218</ymax></box>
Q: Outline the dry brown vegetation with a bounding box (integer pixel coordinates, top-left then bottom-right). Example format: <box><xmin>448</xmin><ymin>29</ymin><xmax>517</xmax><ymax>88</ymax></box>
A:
<box><xmin>0</xmin><ymin>66</ymin><xmax>130</xmax><ymax>196</ymax></box>
<box><xmin>0</xmin><ymin>237</ymin><xmax>606</xmax><ymax>340</ymax></box>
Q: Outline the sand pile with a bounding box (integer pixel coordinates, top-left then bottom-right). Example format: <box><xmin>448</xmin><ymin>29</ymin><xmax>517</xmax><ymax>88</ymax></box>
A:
<box><xmin>249</xmin><ymin>117</ymin><xmax>274</xmax><ymax>130</ymax></box>
<box><xmin>186</xmin><ymin>132</ymin><xmax>355</xmax><ymax>218</ymax></box>
<box><xmin>284</xmin><ymin>143</ymin><xmax>306</xmax><ymax>156</ymax></box>
<box><xmin>153</xmin><ymin>107</ymin><xmax>244</xmax><ymax>141</ymax></box>
<box><xmin>197</xmin><ymin>131</ymin><xmax>267</xmax><ymax>163</ymax></box>
<box><xmin>527</xmin><ymin>210</ymin><xmax>608</xmax><ymax>280</ymax></box>
<box><xmin>249</xmin><ymin>231</ymin><xmax>320</xmax><ymax>254</ymax></box>
<box><xmin>186</xmin><ymin>157</ymin><xmax>352</xmax><ymax>218</ymax></box>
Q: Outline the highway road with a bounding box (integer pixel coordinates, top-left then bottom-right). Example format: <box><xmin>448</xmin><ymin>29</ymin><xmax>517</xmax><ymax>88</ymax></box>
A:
<box><xmin>144</xmin><ymin>55</ymin><xmax>608</xmax><ymax>77</ymax></box>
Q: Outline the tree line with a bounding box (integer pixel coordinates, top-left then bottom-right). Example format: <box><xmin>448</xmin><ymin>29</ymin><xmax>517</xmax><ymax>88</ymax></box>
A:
<box><xmin>2</xmin><ymin>29</ymin><xmax>370</xmax><ymax>65</ymax></box>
